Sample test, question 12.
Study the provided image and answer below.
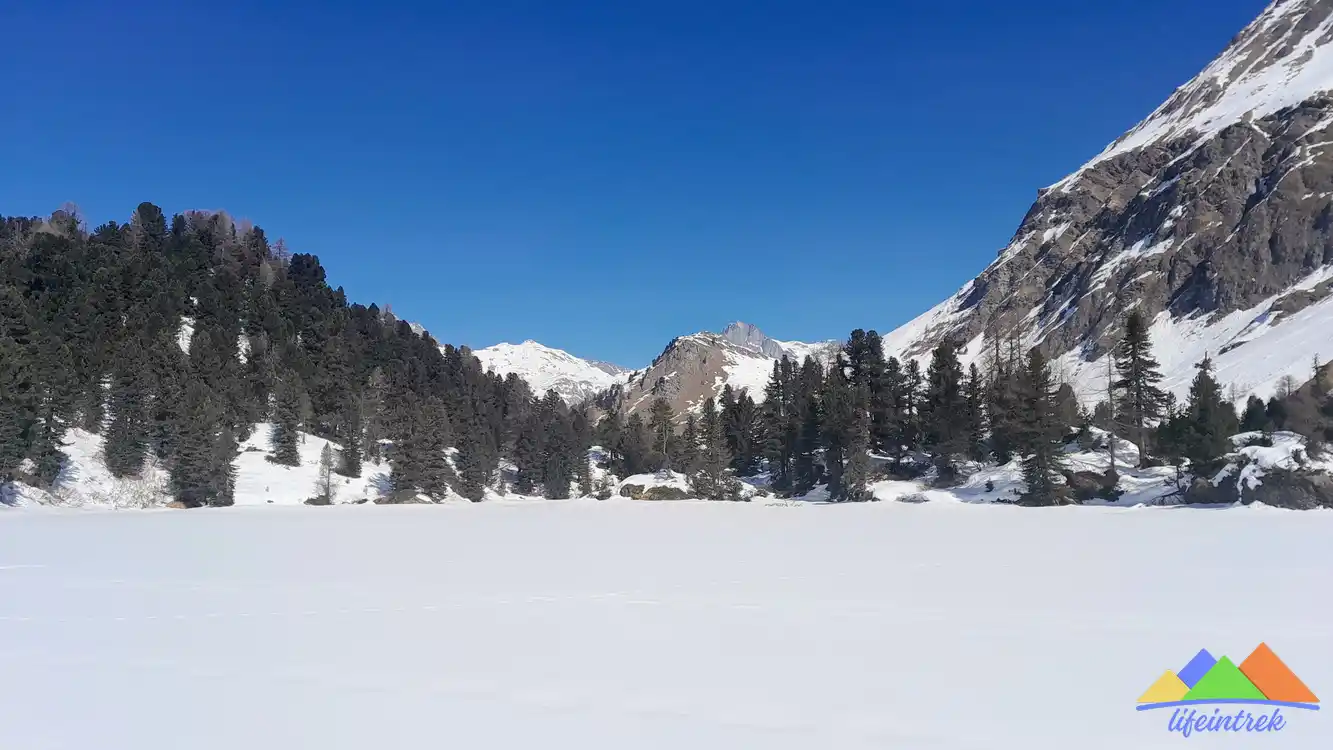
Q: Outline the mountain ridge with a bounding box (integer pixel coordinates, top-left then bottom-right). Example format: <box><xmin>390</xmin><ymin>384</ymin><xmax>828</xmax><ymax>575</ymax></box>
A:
<box><xmin>885</xmin><ymin>0</ymin><xmax>1333</xmax><ymax>406</ymax></box>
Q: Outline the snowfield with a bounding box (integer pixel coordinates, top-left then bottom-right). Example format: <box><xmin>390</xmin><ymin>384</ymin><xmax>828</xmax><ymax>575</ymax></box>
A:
<box><xmin>2</xmin><ymin>502</ymin><xmax>1330</xmax><ymax>749</ymax></box>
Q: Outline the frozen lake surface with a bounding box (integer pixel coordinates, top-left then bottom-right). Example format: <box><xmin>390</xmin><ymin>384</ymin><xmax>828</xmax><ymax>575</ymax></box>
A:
<box><xmin>2</xmin><ymin>501</ymin><xmax>1330</xmax><ymax>749</ymax></box>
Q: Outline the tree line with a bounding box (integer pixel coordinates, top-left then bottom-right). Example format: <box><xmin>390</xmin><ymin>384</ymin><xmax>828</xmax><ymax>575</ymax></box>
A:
<box><xmin>4</xmin><ymin>204</ymin><xmax>1328</xmax><ymax>507</ymax></box>
<box><xmin>0</xmin><ymin>204</ymin><xmax>593</xmax><ymax>506</ymax></box>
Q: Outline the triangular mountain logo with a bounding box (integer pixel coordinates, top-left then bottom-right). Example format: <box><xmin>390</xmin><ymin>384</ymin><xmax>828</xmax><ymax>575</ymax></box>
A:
<box><xmin>1137</xmin><ymin>645</ymin><xmax>1319</xmax><ymax>712</ymax></box>
<box><xmin>1183</xmin><ymin>657</ymin><xmax>1267</xmax><ymax>701</ymax></box>
<box><xmin>1240</xmin><ymin>643</ymin><xmax>1320</xmax><ymax>704</ymax></box>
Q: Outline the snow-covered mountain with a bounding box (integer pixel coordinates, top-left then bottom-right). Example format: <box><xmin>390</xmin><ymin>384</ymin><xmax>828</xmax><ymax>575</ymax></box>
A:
<box><xmin>886</xmin><ymin>0</ymin><xmax>1333</xmax><ymax>405</ymax></box>
<box><xmin>473</xmin><ymin>340</ymin><xmax>633</xmax><ymax>405</ymax></box>
<box><xmin>608</xmin><ymin>322</ymin><xmax>838</xmax><ymax>419</ymax></box>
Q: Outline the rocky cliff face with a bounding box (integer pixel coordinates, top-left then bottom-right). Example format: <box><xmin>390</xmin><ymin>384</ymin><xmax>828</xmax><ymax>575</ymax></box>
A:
<box><xmin>886</xmin><ymin>0</ymin><xmax>1333</xmax><ymax>403</ymax></box>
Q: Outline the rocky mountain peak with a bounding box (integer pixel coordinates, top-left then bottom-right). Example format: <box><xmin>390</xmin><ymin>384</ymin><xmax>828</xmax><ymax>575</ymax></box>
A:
<box><xmin>719</xmin><ymin>321</ymin><xmax>788</xmax><ymax>359</ymax></box>
<box><xmin>886</xmin><ymin>0</ymin><xmax>1333</xmax><ymax>406</ymax></box>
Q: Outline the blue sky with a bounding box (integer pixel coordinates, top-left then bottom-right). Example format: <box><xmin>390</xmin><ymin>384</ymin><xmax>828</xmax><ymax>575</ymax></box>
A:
<box><xmin>3</xmin><ymin>0</ymin><xmax>1265</xmax><ymax>366</ymax></box>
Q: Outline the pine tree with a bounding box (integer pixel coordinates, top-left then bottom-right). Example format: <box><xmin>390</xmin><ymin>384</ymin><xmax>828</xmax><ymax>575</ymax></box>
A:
<box><xmin>618</xmin><ymin>413</ymin><xmax>650</xmax><ymax>477</ymax></box>
<box><xmin>922</xmin><ymin>339</ymin><xmax>967</xmax><ymax>482</ymax></box>
<box><xmin>104</xmin><ymin>342</ymin><xmax>151</xmax><ymax>477</ymax></box>
<box><xmin>513</xmin><ymin>413</ymin><xmax>544</xmax><ymax>494</ymax></box>
<box><xmin>1113</xmin><ymin>311</ymin><xmax>1169</xmax><ymax>465</ymax></box>
<box><xmin>1018</xmin><ymin>349</ymin><xmax>1068</xmax><ymax>506</ymax></box>
<box><xmin>314</xmin><ymin>443</ymin><xmax>335</xmax><ymax>504</ymax></box>
<box><xmin>677</xmin><ymin>415</ymin><xmax>700</xmax><ymax>475</ymax></box>
<box><xmin>690</xmin><ymin>398</ymin><xmax>737</xmax><ymax>500</ymax></box>
<box><xmin>1240</xmin><ymin>395</ymin><xmax>1269</xmax><ymax>433</ymax></box>
<box><xmin>270</xmin><ymin>375</ymin><xmax>303</xmax><ymax>467</ymax></box>
<box><xmin>793</xmin><ymin>390</ymin><xmax>822</xmax><ymax>495</ymax></box>
<box><xmin>646</xmin><ymin>397</ymin><xmax>675</xmax><ymax>471</ymax></box>
<box><xmin>760</xmin><ymin>358</ymin><xmax>797</xmax><ymax>490</ymax></box>
<box><xmin>720</xmin><ymin>388</ymin><xmax>761</xmax><ymax>476</ymax></box>
<box><xmin>963</xmin><ymin>363</ymin><xmax>988</xmax><ymax>462</ymax></box>
<box><xmin>820</xmin><ymin>356</ymin><xmax>854</xmax><ymax>498</ymax></box>
<box><xmin>840</xmin><ymin>386</ymin><xmax>872</xmax><ymax>502</ymax></box>
<box><xmin>1179</xmin><ymin>356</ymin><xmax>1238</xmax><ymax>473</ymax></box>
<box><xmin>339</xmin><ymin>402</ymin><xmax>363</xmax><ymax>477</ymax></box>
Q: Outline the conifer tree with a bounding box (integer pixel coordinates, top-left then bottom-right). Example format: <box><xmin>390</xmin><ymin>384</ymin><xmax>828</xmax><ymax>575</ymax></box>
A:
<box><xmin>1240</xmin><ymin>395</ymin><xmax>1269</xmax><ymax>433</ymax></box>
<box><xmin>677</xmin><ymin>414</ymin><xmax>700</xmax><ymax>475</ymax></box>
<box><xmin>820</xmin><ymin>356</ymin><xmax>854</xmax><ymax>497</ymax></box>
<box><xmin>793</xmin><ymin>390</ymin><xmax>822</xmax><ymax>495</ymax></box>
<box><xmin>1113</xmin><ymin>311</ymin><xmax>1168</xmax><ymax>465</ymax></box>
<box><xmin>1018</xmin><ymin>349</ymin><xmax>1068</xmax><ymax>506</ymax></box>
<box><xmin>690</xmin><ymin>398</ymin><xmax>738</xmax><ymax>501</ymax></box>
<box><xmin>618</xmin><ymin>413</ymin><xmax>650</xmax><ymax>477</ymax></box>
<box><xmin>1179</xmin><ymin>356</ymin><xmax>1238</xmax><ymax>473</ymax></box>
<box><xmin>314</xmin><ymin>443</ymin><xmax>335</xmax><ymax>504</ymax></box>
<box><xmin>270</xmin><ymin>375</ymin><xmax>303</xmax><ymax>467</ymax></box>
<box><xmin>840</xmin><ymin>386</ymin><xmax>872</xmax><ymax>502</ymax></box>
<box><xmin>339</xmin><ymin>403</ymin><xmax>363</xmax><ymax>477</ymax></box>
<box><xmin>963</xmin><ymin>363</ymin><xmax>988</xmax><ymax>462</ymax></box>
<box><xmin>104</xmin><ymin>343</ymin><xmax>151</xmax><ymax>477</ymax></box>
<box><xmin>760</xmin><ymin>357</ymin><xmax>797</xmax><ymax>490</ymax></box>
<box><xmin>922</xmin><ymin>340</ymin><xmax>967</xmax><ymax>482</ymax></box>
<box><xmin>513</xmin><ymin>413</ymin><xmax>544</xmax><ymax>494</ymax></box>
<box><xmin>646</xmin><ymin>397</ymin><xmax>675</xmax><ymax>471</ymax></box>
<box><xmin>720</xmin><ymin>386</ymin><xmax>761</xmax><ymax>475</ymax></box>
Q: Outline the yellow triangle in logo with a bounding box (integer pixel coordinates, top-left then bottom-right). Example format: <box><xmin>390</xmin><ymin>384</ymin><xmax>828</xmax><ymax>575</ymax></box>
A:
<box><xmin>1139</xmin><ymin>670</ymin><xmax>1190</xmax><ymax>703</ymax></box>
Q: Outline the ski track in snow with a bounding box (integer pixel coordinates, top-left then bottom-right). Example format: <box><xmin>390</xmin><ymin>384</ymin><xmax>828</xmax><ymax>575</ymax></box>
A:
<box><xmin>1</xmin><ymin>505</ymin><xmax>1330</xmax><ymax>749</ymax></box>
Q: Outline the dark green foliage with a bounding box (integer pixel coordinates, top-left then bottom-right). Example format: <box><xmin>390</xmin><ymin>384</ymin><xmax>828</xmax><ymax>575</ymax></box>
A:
<box><xmin>1240</xmin><ymin>396</ymin><xmax>1269</xmax><ymax>433</ymax></box>
<box><xmin>1177</xmin><ymin>357</ymin><xmax>1239</xmax><ymax>473</ymax></box>
<box><xmin>719</xmin><ymin>385</ymin><xmax>761</xmax><ymax>475</ymax></box>
<box><xmin>647</xmin><ymin>398</ymin><xmax>675</xmax><ymax>470</ymax></box>
<box><xmin>690</xmin><ymin>398</ymin><xmax>738</xmax><ymax>501</ymax></box>
<box><xmin>339</xmin><ymin>403</ymin><xmax>363</xmax><ymax>477</ymax></box>
<box><xmin>963</xmin><ymin>364</ymin><xmax>988</xmax><ymax>462</ymax></box>
<box><xmin>1113</xmin><ymin>311</ymin><xmax>1169</xmax><ymax>465</ymax></box>
<box><xmin>270</xmin><ymin>375</ymin><xmax>303</xmax><ymax>467</ymax></box>
<box><xmin>677</xmin><ymin>415</ymin><xmax>700</xmax><ymax>475</ymax></box>
<box><xmin>759</xmin><ymin>357</ymin><xmax>798</xmax><ymax>490</ymax></box>
<box><xmin>839</xmin><ymin>386</ymin><xmax>872</xmax><ymax>502</ymax></box>
<box><xmin>922</xmin><ymin>340</ymin><xmax>967</xmax><ymax>482</ymax></box>
<box><xmin>1017</xmin><ymin>349</ymin><xmax>1068</xmax><ymax>506</ymax></box>
<box><xmin>819</xmin><ymin>356</ymin><xmax>855</xmax><ymax>498</ymax></box>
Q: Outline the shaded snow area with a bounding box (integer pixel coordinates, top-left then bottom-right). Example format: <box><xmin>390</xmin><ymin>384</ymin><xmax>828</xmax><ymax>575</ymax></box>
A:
<box><xmin>1</xmin><ymin>505</ymin><xmax>1330</xmax><ymax>749</ymax></box>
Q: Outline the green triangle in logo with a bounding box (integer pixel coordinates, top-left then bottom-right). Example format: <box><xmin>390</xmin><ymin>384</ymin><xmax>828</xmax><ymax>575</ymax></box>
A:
<box><xmin>1183</xmin><ymin>656</ymin><xmax>1267</xmax><ymax>701</ymax></box>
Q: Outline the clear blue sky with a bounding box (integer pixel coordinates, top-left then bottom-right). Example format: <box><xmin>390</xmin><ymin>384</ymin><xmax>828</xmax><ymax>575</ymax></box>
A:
<box><xmin>3</xmin><ymin>0</ymin><xmax>1265</xmax><ymax>366</ymax></box>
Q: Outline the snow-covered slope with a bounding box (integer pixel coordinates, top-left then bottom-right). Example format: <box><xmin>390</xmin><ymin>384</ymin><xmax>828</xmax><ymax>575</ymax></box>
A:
<box><xmin>887</xmin><ymin>0</ymin><xmax>1333</xmax><ymax>405</ymax></box>
<box><xmin>1066</xmin><ymin>0</ymin><xmax>1333</xmax><ymax>182</ymax></box>
<box><xmin>474</xmin><ymin>340</ymin><xmax>633</xmax><ymax>405</ymax></box>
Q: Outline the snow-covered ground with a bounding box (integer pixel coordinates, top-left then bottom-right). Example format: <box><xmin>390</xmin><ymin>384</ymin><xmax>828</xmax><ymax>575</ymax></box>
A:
<box><xmin>2</xmin><ymin>502</ymin><xmax>1330</xmax><ymax>749</ymax></box>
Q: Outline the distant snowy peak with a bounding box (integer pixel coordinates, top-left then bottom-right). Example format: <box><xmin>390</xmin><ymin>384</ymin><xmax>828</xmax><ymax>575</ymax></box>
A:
<box><xmin>474</xmin><ymin>340</ymin><xmax>632</xmax><ymax>405</ymax></box>
<box><xmin>1070</xmin><ymin>0</ymin><xmax>1333</xmax><ymax>180</ymax></box>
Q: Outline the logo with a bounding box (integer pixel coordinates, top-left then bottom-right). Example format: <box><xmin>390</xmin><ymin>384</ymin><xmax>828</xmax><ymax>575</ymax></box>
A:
<box><xmin>1138</xmin><ymin>643</ymin><xmax>1319</xmax><ymax>737</ymax></box>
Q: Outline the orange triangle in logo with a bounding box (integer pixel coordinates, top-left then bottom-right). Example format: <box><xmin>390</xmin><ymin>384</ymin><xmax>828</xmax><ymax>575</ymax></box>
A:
<box><xmin>1239</xmin><ymin>643</ymin><xmax>1319</xmax><ymax>703</ymax></box>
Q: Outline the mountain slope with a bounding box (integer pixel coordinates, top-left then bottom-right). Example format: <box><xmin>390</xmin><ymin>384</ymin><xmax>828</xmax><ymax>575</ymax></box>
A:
<box><xmin>610</xmin><ymin>322</ymin><xmax>838</xmax><ymax>418</ymax></box>
<box><xmin>474</xmin><ymin>340</ymin><xmax>632</xmax><ymax>405</ymax></box>
<box><xmin>886</xmin><ymin>0</ymin><xmax>1333</xmax><ymax>404</ymax></box>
